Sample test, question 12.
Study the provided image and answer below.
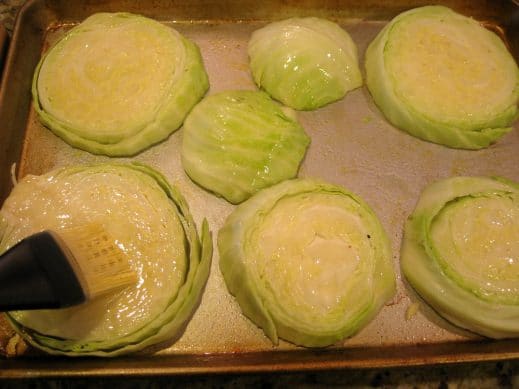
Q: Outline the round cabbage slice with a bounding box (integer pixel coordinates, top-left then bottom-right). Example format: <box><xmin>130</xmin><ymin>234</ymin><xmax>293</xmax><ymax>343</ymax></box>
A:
<box><xmin>33</xmin><ymin>12</ymin><xmax>209</xmax><ymax>156</ymax></box>
<box><xmin>218</xmin><ymin>179</ymin><xmax>395</xmax><ymax>347</ymax></box>
<box><xmin>248</xmin><ymin>17</ymin><xmax>362</xmax><ymax>110</ymax></box>
<box><xmin>365</xmin><ymin>6</ymin><xmax>519</xmax><ymax>149</ymax></box>
<box><xmin>181</xmin><ymin>90</ymin><xmax>310</xmax><ymax>204</ymax></box>
<box><xmin>0</xmin><ymin>163</ymin><xmax>212</xmax><ymax>356</ymax></box>
<box><xmin>401</xmin><ymin>176</ymin><xmax>519</xmax><ymax>338</ymax></box>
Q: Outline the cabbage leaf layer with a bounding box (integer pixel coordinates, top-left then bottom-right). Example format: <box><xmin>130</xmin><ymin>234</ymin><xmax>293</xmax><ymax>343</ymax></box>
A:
<box><xmin>1</xmin><ymin>162</ymin><xmax>212</xmax><ymax>356</ymax></box>
<box><xmin>248</xmin><ymin>17</ymin><xmax>362</xmax><ymax>110</ymax></box>
<box><xmin>181</xmin><ymin>90</ymin><xmax>310</xmax><ymax>204</ymax></box>
<box><xmin>218</xmin><ymin>179</ymin><xmax>395</xmax><ymax>347</ymax></box>
<box><xmin>365</xmin><ymin>6</ymin><xmax>519</xmax><ymax>149</ymax></box>
<box><xmin>401</xmin><ymin>176</ymin><xmax>519</xmax><ymax>338</ymax></box>
<box><xmin>33</xmin><ymin>13</ymin><xmax>209</xmax><ymax>156</ymax></box>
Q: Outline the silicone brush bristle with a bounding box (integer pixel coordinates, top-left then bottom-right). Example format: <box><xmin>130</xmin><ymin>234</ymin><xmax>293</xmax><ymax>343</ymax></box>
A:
<box><xmin>51</xmin><ymin>223</ymin><xmax>137</xmax><ymax>299</ymax></box>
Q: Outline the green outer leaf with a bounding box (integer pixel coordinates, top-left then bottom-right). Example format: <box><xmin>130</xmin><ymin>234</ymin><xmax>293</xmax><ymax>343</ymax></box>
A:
<box><xmin>4</xmin><ymin>162</ymin><xmax>212</xmax><ymax>356</ymax></box>
<box><xmin>401</xmin><ymin>176</ymin><xmax>519</xmax><ymax>339</ymax></box>
<box><xmin>32</xmin><ymin>13</ymin><xmax>209</xmax><ymax>157</ymax></box>
<box><xmin>218</xmin><ymin>178</ymin><xmax>395</xmax><ymax>347</ymax></box>
<box><xmin>365</xmin><ymin>5</ymin><xmax>519</xmax><ymax>149</ymax></box>
<box><xmin>248</xmin><ymin>17</ymin><xmax>362</xmax><ymax>110</ymax></box>
<box><xmin>181</xmin><ymin>90</ymin><xmax>310</xmax><ymax>204</ymax></box>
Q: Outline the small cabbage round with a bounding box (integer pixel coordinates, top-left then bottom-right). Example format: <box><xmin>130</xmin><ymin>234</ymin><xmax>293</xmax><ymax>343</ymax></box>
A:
<box><xmin>365</xmin><ymin>6</ymin><xmax>519</xmax><ymax>149</ymax></box>
<box><xmin>401</xmin><ymin>176</ymin><xmax>519</xmax><ymax>338</ymax></box>
<box><xmin>181</xmin><ymin>90</ymin><xmax>310</xmax><ymax>204</ymax></box>
<box><xmin>1</xmin><ymin>162</ymin><xmax>212</xmax><ymax>356</ymax></box>
<box><xmin>248</xmin><ymin>17</ymin><xmax>362</xmax><ymax>110</ymax></box>
<box><xmin>218</xmin><ymin>179</ymin><xmax>395</xmax><ymax>347</ymax></box>
<box><xmin>33</xmin><ymin>12</ymin><xmax>209</xmax><ymax>156</ymax></box>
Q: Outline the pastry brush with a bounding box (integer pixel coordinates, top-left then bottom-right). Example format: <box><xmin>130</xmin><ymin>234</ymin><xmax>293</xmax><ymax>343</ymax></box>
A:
<box><xmin>0</xmin><ymin>223</ymin><xmax>137</xmax><ymax>310</ymax></box>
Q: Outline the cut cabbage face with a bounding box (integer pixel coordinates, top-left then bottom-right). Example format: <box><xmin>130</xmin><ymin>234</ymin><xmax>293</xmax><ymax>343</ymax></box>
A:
<box><xmin>0</xmin><ymin>163</ymin><xmax>212</xmax><ymax>356</ymax></box>
<box><xmin>401</xmin><ymin>176</ymin><xmax>519</xmax><ymax>338</ymax></box>
<box><xmin>248</xmin><ymin>17</ymin><xmax>362</xmax><ymax>110</ymax></box>
<box><xmin>218</xmin><ymin>179</ymin><xmax>395</xmax><ymax>347</ymax></box>
<box><xmin>33</xmin><ymin>13</ymin><xmax>209</xmax><ymax>156</ymax></box>
<box><xmin>365</xmin><ymin>5</ymin><xmax>519</xmax><ymax>149</ymax></box>
<box><xmin>181</xmin><ymin>90</ymin><xmax>310</xmax><ymax>204</ymax></box>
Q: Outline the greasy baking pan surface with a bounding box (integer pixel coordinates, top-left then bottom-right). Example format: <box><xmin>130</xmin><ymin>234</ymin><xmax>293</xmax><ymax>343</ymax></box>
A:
<box><xmin>0</xmin><ymin>0</ymin><xmax>518</xmax><ymax>377</ymax></box>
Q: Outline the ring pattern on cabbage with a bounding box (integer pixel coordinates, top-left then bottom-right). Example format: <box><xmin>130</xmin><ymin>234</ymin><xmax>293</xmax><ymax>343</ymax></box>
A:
<box><xmin>365</xmin><ymin>5</ymin><xmax>519</xmax><ymax>149</ymax></box>
<box><xmin>32</xmin><ymin>12</ymin><xmax>209</xmax><ymax>156</ymax></box>
<box><xmin>218</xmin><ymin>179</ymin><xmax>395</xmax><ymax>347</ymax></box>
<box><xmin>401</xmin><ymin>176</ymin><xmax>519</xmax><ymax>338</ymax></box>
<box><xmin>0</xmin><ymin>163</ymin><xmax>212</xmax><ymax>356</ymax></box>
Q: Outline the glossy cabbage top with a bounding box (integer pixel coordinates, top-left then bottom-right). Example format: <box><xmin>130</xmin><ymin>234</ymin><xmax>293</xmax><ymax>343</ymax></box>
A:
<box><xmin>181</xmin><ymin>90</ymin><xmax>310</xmax><ymax>204</ymax></box>
<box><xmin>248</xmin><ymin>17</ymin><xmax>362</xmax><ymax>110</ymax></box>
<box><xmin>218</xmin><ymin>179</ymin><xmax>395</xmax><ymax>347</ymax></box>
<box><xmin>1</xmin><ymin>163</ymin><xmax>212</xmax><ymax>356</ymax></box>
<box><xmin>401</xmin><ymin>176</ymin><xmax>519</xmax><ymax>338</ymax></box>
<box><xmin>33</xmin><ymin>12</ymin><xmax>209</xmax><ymax>156</ymax></box>
<box><xmin>365</xmin><ymin>5</ymin><xmax>519</xmax><ymax>149</ymax></box>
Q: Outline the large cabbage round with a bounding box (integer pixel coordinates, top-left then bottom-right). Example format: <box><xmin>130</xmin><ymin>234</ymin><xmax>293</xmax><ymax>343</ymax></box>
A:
<box><xmin>248</xmin><ymin>17</ymin><xmax>362</xmax><ymax>110</ymax></box>
<box><xmin>401</xmin><ymin>176</ymin><xmax>519</xmax><ymax>338</ymax></box>
<box><xmin>181</xmin><ymin>90</ymin><xmax>310</xmax><ymax>204</ymax></box>
<box><xmin>365</xmin><ymin>5</ymin><xmax>519</xmax><ymax>149</ymax></box>
<box><xmin>32</xmin><ymin>12</ymin><xmax>209</xmax><ymax>156</ymax></box>
<box><xmin>218</xmin><ymin>179</ymin><xmax>395</xmax><ymax>347</ymax></box>
<box><xmin>0</xmin><ymin>162</ymin><xmax>212</xmax><ymax>356</ymax></box>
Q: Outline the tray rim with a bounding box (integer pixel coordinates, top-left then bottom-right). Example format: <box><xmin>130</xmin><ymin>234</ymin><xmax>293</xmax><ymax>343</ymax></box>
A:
<box><xmin>2</xmin><ymin>338</ymin><xmax>519</xmax><ymax>378</ymax></box>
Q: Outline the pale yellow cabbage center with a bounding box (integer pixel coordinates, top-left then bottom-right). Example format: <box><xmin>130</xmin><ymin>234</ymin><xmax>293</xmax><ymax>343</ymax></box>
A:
<box><xmin>37</xmin><ymin>18</ymin><xmax>181</xmax><ymax>137</ymax></box>
<box><xmin>431</xmin><ymin>195</ymin><xmax>519</xmax><ymax>299</ymax></box>
<box><xmin>249</xmin><ymin>192</ymin><xmax>373</xmax><ymax>319</ymax></box>
<box><xmin>386</xmin><ymin>16</ymin><xmax>518</xmax><ymax>123</ymax></box>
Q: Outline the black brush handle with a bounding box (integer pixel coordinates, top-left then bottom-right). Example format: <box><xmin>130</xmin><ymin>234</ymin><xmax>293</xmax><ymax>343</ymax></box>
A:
<box><xmin>0</xmin><ymin>231</ymin><xmax>86</xmax><ymax>310</ymax></box>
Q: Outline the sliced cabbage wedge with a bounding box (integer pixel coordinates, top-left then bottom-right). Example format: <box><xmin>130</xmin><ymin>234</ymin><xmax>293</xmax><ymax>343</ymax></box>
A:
<box><xmin>0</xmin><ymin>162</ymin><xmax>212</xmax><ymax>356</ymax></box>
<box><xmin>248</xmin><ymin>17</ymin><xmax>362</xmax><ymax>110</ymax></box>
<box><xmin>33</xmin><ymin>12</ymin><xmax>209</xmax><ymax>156</ymax></box>
<box><xmin>365</xmin><ymin>6</ymin><xmax>519</xmax><ymax>149</ymax></box>
<box><xmin>181</xmin><ymin>90</ymin><xmax>310</xmax><ymax>204</ymax></box>
<box><xmin>218</xmin><ymin>179</ymin><xmax>395</xmax><ymax>347</ymax></box>
<box><xmin>401</xmin><ymin>176</ymin><xmax>519</xmax><ymax>338</ymax></box>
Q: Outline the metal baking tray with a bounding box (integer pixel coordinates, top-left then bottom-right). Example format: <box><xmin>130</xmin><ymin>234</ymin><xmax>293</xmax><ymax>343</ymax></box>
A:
<box><xmin>0</xmin><ymin>24</ymin><xmax>7</xmax><ymax>84</ymax></box>
<box><xmin>0</xmin><ymin>0</ymin><xmax>518</xmax><ymax>378</ymax></box>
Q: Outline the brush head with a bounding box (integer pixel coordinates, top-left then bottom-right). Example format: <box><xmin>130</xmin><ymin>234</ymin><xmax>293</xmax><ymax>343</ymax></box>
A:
<box><xmin>51</xmin><ymin>223</ymin><xmax>137</xmax><ymax>300</ymax></box>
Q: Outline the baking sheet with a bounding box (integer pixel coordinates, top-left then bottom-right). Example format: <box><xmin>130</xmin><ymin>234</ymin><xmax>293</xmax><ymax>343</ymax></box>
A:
<box><xmin>0</xmin><ymin>0</ymin><xmax>518</xmax><ymax>377</ymax></box>
<box><xmin>0</xmin><ymin>24</ymin><xmax>7</xmax><ymax>84</ymax></box>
